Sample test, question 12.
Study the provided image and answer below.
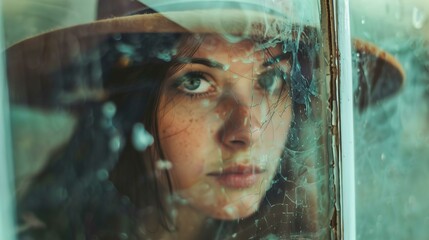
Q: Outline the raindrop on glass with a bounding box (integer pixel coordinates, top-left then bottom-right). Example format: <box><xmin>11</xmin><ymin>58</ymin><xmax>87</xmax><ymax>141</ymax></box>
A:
<box><xmin>119</xmin><ymin>233</ymin><xmax>128</xmax><ymax>240</ymax></box>
<box><xmin>157</xmin><ymin>50</ymin><xmax>173</xmax><ymax>62</ymax></box>
<box><xmin>223</xmin><ymin>34</ymin><xmax>245</xmax><ymax>43</ymax></box>
<box><xmin>96</xmin><ymin>169</ymin><xmax>109</xmax><ymax>181</ymax></box>
<box><xmin>156</xmin><ymin>160</ymin><xmax>173</xmax><ymax>170</ymax></box>
<box><xmin>116</xmin><ymin>43</ymin><xmax>135</xmax><ymax>55</ymax></box>
<box><xmin>132</xmin><ymin>123</ymin><xmax>154</xmax><ymax>151</ymax></box>
<box><xmin>201</xmin><ymin>99</ymin><xmax>210</xmax><ymax>107</ymax></box>
<box><xmin>113</xmin><ymin>33</ymin><xmax>122</xmax><ymax>41</ymax></box>
<box><xmin>412</xmin><ymin>7</ymin><xmax>426</xmax><ymax>29</ymax></box>
<box><xmin>171</xmin><ymin>209</ymin><xmax>178</xmax><ymax>219</ymax></box>
<box><xmin>102</xmin><ymin>102</ymin><xmax>116</xmax><ymax>119</ymax></box>
<box><xmin>263</xmin><ymin>234</ymin><xmax>279</xmax><ymax>240</ymax></box>
<box><xmin>223</xmin><ymin>205</ymin><xmax>237</xmax><ymax>217</ymax></box>
<box><xmin>110</xmin><ymin>135</ymin><xmax>122</xmax><ymax>152</ymax></box>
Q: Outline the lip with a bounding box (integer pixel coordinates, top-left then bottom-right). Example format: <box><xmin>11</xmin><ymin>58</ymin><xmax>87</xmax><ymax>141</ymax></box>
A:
<box><xmin>207</xmin><ymin>165</ymin><xmax>265</xmax><ymax>189</ymax></box>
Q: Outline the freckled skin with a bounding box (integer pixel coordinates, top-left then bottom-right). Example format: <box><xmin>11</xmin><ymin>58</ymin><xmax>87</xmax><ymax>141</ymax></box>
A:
<box><xmin>157</xmin><ymin>35</ymin><xmax>293</xmax><ymax>220</ymax></box>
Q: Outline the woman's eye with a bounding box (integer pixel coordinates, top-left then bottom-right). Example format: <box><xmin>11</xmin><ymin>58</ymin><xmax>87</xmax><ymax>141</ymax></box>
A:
<box><xmin>257</xmin><ymin>68</ymin><xmax>287</xmax><ymax>94</ymax></box>
<box><xmin>176</xmin><ymin>72</ymin><xmax>214</xmax><ymax>94</ymax></box>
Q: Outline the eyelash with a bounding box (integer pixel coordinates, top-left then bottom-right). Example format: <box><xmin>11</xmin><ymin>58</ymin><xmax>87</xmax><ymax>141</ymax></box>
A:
<box><xmin>173</xmin><ymin>71</ymin><xmax>216</xmax><ymax>99</ymax></box>
<box><xmin>183</xmin><ymin>92</ymin><xmax>211</xmax><ymax>99</ymax></box>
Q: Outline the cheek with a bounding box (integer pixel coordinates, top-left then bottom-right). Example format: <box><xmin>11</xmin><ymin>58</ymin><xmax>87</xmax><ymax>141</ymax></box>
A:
<box><xmin>157</xmin><ymin>103</ymin><xmax>217</xmax><ymax>189</ymax></box>
<box><xmin>258</xmin><ymin>103</ymin><xmax>292</xmax><ymax>170</ymax></box>
<box><xmin>261</xmin><ymin>105</ymin><xmax>292</xmax><ymax>147</ymax></box>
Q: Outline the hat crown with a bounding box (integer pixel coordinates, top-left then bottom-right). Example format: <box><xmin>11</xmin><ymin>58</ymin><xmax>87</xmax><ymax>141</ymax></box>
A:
<box><xmin>97</xmin><ymin>0</ymin><xmax>146</xmax><ymax>19</ymax></box>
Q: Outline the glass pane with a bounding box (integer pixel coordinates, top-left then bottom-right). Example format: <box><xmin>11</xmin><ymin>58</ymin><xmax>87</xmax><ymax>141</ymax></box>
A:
<box><xmin>350</xmin><ymin>0</ymin><xmax>429</xmax><ymax>239</ymax></box>
<box><xmin>4</xmin><ymin>0</ymin><xmax>335</xmax><ymax>239</ymax></box>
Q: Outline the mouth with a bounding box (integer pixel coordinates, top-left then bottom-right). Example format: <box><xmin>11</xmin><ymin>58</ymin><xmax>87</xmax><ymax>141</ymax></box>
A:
<box><xmin>207</xmin><ymin>165</ymin><xmax>265</xmax><ymax>189</ymax></box>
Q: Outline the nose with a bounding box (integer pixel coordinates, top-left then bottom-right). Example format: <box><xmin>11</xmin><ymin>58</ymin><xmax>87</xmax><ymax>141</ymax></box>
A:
<box><xmin>217</xmin><ymin>96</ymin><xmax>262</xmax><ymax>151</ymax></box>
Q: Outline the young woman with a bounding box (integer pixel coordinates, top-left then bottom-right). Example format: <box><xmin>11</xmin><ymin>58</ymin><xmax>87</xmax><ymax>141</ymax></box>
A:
<box><xmin>108</xmin><ymin>32</ymin><xmax>304</xmax><ymax>239</ymax></box>
<box><xmin>7</xmin><ymin>1</ymin><xmax>404</xmax><ymax>239</ymax></box>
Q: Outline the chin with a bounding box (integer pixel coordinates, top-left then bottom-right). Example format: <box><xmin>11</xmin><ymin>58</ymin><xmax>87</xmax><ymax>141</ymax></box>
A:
<box><xmin>208</xmin><ymin>194</ymin><xmax>263</xmax><ymax>220</ymax></box>
<box><xmin>177</xmin><ymin>180</ymin><xmax>268</xmax><ymax>220</ymax></box>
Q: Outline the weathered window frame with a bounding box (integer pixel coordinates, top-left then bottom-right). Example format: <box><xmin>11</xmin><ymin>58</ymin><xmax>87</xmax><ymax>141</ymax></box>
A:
<box><xmin>321</xmin><ymin>0</ymin><xmax>357</xmax><ymax>239</ymax></box>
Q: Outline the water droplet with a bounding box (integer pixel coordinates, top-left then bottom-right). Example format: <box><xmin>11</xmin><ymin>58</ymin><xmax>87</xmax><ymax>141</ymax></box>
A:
<box><xmin>113</xmin><ymin>33</ymin><xmax>122</xmax><ymax>41</ymax></box>
<box><xmin>119</xmin><ymin>233</ymin><xmax>128</xmax><ymax>240</ymax></box>
<box><xmin>201</xmin><ymin>99</ymin><xmax>210</xmax><ymax>107</ymax></box>
<box><xmin>263</xmin><ymin>234</ymin><xmax>279</xmax><ymax>240</ymax></box>
<box><xmin>381</xmin><ymin>153</ymin><xmax>386</xmax><ymax>161</ymax></box>
<box><xmin>102</xmin><ymin>102</ymin><xmax>116</xmax><ymax>119</ymax></box>
<box><xmin>201</xmin><ymin>183</ymin><xmax>210</xmax><ymax>190</ymax></box>
<box><xmin>259</xmin><ymin>154</ymin><xmax>269</xmax><ymax>165</ymax></box>
<box><xmin>223</xmin><ymin>205</ymin><xmax>238</xmax><ymax>217</ymax></box>
<box><xmin>157</xmin><ymin>51</ymin><xmax>173</xmax><ymax>62</ymax></box>
<box><xmin>171</xmin><ymin>209</ymin><xmax>178</xmax><ymax>219</ymax></box>
<box><xmin>361</xmin><ymin>17</ymin><xmax>366</xmax><ymax>25</ymax></box>
<box><xmin>242</xmin><ymin>57</ymin><xmax>255</xmax><ymax>64</ymax></box>
<box><xmin>156</xmin><ymin>160</ymin><xmax>173</xmax><ymax>170</ymax></box>
<box><xmin>132</xmin><ymin>123</ymin><xmax>154</xmax><ymax>151</ymax></box>
<box><xmin>412</xmin><ymin>7</ymin><xmax>426</xmax><ymax>29</ymax></box>
<box><xmin>223</xmin><ymin>34</ymin><xmax>245</xmax><ymax>43</ymax></box>
<box><xmin>97</xmin><ymin>169</ymin><xmax>109</xmax><ymax>181</ymax></box>
<box><xmin>116</xmin><ymin>43</ymin><xmax>135</xmax><ymax>55</ymax></box>
<box><xmin>222</xmin><ymin>64</ymin><xmax>230</xmax><ymax>71</ymax></box>
<box><xmin>110</xmin><ymin>135</ymin><xmax>122</xmax><ymax>152</ymax></box>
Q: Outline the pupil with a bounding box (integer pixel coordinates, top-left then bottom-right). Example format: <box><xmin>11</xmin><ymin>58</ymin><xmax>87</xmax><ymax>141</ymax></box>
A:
<box><xmin>184</xmin><ymin>78</ymin><xmax>201</xmax><ymax>90</ymax></box>
<box><xmin>258</xmin><ymin>71</ymin><xmax>275</xmax><ymax>91</ymax></box>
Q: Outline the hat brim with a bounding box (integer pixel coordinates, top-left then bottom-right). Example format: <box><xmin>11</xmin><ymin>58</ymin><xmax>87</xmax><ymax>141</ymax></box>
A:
<box><xmin>353</xmin><ymin>39</ymin><xmax>405</xmax><ymax>111</ymax></box>
<box><xmin>5</xmin><ymin>9</ymin><xmax>404</xmax><ymax>111</ymax></box>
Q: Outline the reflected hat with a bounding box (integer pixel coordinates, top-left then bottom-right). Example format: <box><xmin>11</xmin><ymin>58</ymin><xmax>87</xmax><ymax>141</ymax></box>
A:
<box><xmin>6</xmin><ymin>0</ymin><xmax>404</xmax><ymax>111</ymax></box>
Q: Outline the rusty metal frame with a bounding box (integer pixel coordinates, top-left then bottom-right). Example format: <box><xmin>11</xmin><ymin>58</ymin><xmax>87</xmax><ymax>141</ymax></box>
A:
<box><xmin>320</xmin><ymin>0</ymin><xmax>356</xmax><ymax>239</ymax></box>
<box><xmin>319</xmin><ymin>0</ymin><xmax>341</xmax><ymax>239</ymax></box>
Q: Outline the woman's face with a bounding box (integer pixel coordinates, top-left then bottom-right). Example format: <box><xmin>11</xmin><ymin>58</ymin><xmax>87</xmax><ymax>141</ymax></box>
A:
<box><xmin>157</xmin><ymin>35</ymin><xmax>293</xmax><ymax>220</ymax></box>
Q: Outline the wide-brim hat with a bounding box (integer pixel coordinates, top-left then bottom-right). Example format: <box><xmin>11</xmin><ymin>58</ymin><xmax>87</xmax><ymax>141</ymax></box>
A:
<box><xmin>5</xmin><ymin>0</ymin><xmax>405</xmax><ymax>111</ymax></box>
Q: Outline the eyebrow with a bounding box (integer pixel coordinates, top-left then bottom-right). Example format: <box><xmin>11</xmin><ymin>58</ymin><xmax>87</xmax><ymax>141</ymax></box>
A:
<box><xmin>175</xmin><ymin>52</ymin><xmax>292</xmax><ymax>70</ymax></box>
<box><xmin>262</xmin><ymin>52</ymin><xmax>293</xmax><ymax>67</ymax></box>
<box><xmin>175</xmin><ymin>57</ymin><xmax>225</xmax><ymax>70</ymax></box>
